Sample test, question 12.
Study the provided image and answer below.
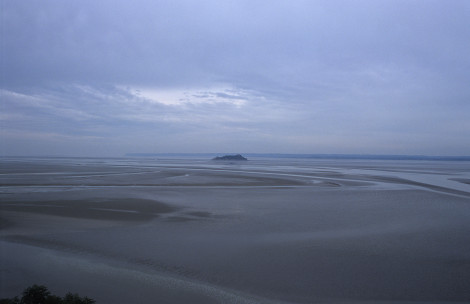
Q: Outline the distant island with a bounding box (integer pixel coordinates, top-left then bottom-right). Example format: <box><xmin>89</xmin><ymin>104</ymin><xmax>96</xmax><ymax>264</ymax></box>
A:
<box><xmin>212</xmin><ymin>154</ymin><xmax>247</xmax><ymax>161</ymax></box>
<box><xmin>124</xmin><ymin>153</ymin><xmax>470</xmax><ymax>161</ymax></box>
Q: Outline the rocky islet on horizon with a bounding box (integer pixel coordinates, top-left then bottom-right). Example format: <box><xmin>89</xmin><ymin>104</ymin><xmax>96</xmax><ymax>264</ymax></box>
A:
<box><xmin>212</xmin><ymin>154</ymin><xmax>247</xmax><ymax>161</ymax></box>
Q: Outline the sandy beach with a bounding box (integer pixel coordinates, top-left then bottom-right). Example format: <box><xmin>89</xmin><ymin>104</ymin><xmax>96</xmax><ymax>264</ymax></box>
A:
<box><xmin>1</xmin><ymin>157</ymin><xmax>470</xmax><ymax>303</ymax></box>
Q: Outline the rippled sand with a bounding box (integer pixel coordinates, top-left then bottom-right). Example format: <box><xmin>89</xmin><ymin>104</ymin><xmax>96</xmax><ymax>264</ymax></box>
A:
<box><xmin>1</xmin><ymin>157</ymin><xmax>470</xmax><ymax>303</ymax></box>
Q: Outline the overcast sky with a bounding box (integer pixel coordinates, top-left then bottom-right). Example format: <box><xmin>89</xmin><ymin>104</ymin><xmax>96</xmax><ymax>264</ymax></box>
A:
<box><xmin>1</xmin><ymin>0</ymin><xmax>470</xmax><ymax>156</ymax></box>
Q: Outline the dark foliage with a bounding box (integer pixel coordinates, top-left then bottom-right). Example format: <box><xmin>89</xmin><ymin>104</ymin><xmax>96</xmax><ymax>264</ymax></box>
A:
<box><xmin>62</xmin><ymin>293</ymin><xmax>94</xmax><ymax>304</ymax></box>
<box><xmin>21</xmin><ymin>285</ymin><xmax>50</xmax><ymax>304</ymax></box>
<box><xmin>0</xmin><ymin>285</ymin><xmax>95</xmax><ymax>304</ymax></box>
<box><xmin>0</xmin><ymin>297</ymin><xmax>20</xmax><ymax>304</ymax></box>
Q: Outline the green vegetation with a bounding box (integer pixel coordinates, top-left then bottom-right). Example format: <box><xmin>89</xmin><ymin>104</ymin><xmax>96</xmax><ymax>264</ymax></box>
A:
<box><xmin>0</xmin><ymin>285</ymin><xmax>95</xmax><ymax>304</ymax></box>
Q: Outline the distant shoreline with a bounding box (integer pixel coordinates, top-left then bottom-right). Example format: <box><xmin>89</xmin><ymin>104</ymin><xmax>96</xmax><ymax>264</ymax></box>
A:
<box><xmin>124</xmin><ymin>153</ymin><xmax>470</xmax><ymax>161</ymax></box>
<box><xmin>1</xmin><ymin>153</ymin><xmax>470</xmax><ymax>161</ymax></box>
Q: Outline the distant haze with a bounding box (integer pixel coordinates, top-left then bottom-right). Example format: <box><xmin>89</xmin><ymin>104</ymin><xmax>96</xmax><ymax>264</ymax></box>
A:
<box><xmin>1</xmin><ymin>0</ymin><xmax>470</xmax><ymax>156</ymax></box>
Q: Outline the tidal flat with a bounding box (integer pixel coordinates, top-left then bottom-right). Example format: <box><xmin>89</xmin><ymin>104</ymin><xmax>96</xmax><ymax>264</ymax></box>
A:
<box><xmin>1</xmin><ymin>157</ymin><xmax>470</xmax><ymax>303</ymax></box>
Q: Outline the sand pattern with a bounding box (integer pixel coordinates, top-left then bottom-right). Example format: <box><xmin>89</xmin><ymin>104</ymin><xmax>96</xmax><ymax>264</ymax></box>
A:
<box><xmin>1</xmin><ymin>157</ymin><xmax>470</xmax><ymax>303</ymax></box>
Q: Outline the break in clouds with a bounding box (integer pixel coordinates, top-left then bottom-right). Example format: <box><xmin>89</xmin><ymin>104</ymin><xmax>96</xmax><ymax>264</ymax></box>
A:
<box><xmin>1</xmin><ymin>0</ymin><xmax>470</xmax><ymax>156</ymax></box>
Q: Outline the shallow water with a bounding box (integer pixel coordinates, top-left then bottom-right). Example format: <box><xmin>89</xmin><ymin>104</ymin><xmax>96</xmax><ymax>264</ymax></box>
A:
<box><xmin>1</xmin><ymin>157</ymin><xmax>470</xmax><ymax>303</ymax></box>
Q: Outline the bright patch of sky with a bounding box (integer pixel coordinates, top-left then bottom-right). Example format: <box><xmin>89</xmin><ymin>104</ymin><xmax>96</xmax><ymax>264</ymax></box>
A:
<box><xmin>125</xmin><ymin>86</ymin><xmax>248</xmax><ymax>107</ymax></box>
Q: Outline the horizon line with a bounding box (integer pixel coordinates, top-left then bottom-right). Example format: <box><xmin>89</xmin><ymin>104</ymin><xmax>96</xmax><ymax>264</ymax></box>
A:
<box><xmin>3</xmin><ymin>153</ymin><xmax>469</xmax><ymax>161</ymax></box>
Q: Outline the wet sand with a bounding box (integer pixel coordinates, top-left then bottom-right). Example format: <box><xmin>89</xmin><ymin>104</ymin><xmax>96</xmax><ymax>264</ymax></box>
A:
<box><xmin>1</xmin><ymin>157</ymin><xmax>470</xmax><ymax>303</ymax></box>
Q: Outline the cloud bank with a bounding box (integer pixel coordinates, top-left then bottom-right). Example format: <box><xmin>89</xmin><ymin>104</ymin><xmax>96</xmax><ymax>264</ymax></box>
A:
<box><xmin>1</xmin><ymin>0</ymin><xmax>469</xmax><ymax>156</ymax></box>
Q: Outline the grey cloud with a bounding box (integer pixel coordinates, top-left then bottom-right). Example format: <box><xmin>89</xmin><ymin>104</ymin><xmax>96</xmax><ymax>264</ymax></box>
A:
<box><xmin>1</xmin><ymin>0</ymin><xmax>470</xmax><ymax>156</ymax></box>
